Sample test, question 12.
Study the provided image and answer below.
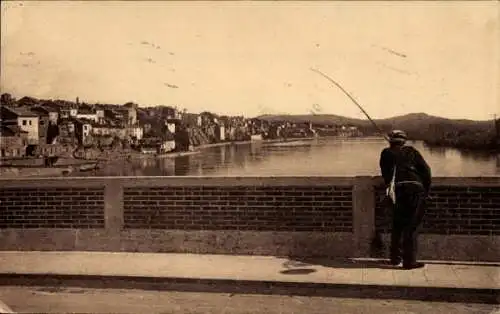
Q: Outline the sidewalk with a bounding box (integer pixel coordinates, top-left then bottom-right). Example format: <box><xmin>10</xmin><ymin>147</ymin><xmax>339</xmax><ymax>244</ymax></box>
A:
<box><xmin>0</xmin><ymin>252</ymin><xmax>498</xmax><ymax>303</ymax></box>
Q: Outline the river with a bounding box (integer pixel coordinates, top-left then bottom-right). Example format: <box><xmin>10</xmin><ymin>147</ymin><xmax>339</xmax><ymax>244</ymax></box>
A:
<box><xmin>75</xmin><ymin>137</ymin><xmax>500</xmax><ymax>177</ymax></box>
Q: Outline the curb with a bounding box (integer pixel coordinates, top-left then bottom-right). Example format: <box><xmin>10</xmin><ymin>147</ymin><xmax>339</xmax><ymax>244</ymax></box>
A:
<box><xmin>0</xmin><ymin>274</ymin><xmax>498</xmax><ymax>305</ymax></box>
<box><xmin>0</xmin><ymin>299</ymin><xmax>14</xmax><ymax>314</ymax></box>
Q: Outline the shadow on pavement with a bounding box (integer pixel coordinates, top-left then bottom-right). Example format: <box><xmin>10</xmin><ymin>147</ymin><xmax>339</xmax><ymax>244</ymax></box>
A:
<box><xmin>283</xmin><ymin>257</ymin><xmax>398</xmax><ymax>270</ymax></box>
<box><xmin>279</xmin><ymin>269</ymin><xmax>317</xmax><ymax>275</ymax></box>
<box><xmin>284</xmin><ymin>257</ymin><xmax>500</xmax><ymax>269</ymax></box>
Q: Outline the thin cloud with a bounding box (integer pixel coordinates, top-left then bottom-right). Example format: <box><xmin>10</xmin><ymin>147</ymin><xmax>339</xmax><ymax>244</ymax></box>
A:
<box><xmin>376</xmin><ymin>62</ymin><xmax>415</xmax><ymax>76</ymax></box>
<box><xmin>372</xmin><ymin>44</ymin><xmax>407</xmax><ymax>58</ymax></box>
<box><xmin>164</xmin><ymin>83</ymin><xmax>178</xmax><ymax>89</ymax></box>
<box><xmin>311</xmin><ymin>103</ymin><xmax>323</xmax><ymax>114</ymax></box>
<box><xmin>140</xmin><ymin>41</ymin><xmax>161</xmax><ymax>50</ymax></box>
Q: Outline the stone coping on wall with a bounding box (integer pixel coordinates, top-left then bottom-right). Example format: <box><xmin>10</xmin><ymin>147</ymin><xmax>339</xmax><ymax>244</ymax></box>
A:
<box><xmin>0</xmin><ymin>176</ymin><xmax>499</xmax><ymax>187</ymax></box>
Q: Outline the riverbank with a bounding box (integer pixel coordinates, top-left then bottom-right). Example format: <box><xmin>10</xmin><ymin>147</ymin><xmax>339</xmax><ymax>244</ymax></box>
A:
<box><xmin>198</xmin><ymin>136</ymin><xmax>318</xmax><ymax>149</ymax></box>
<box><xmin>120</xmin><ymin>137</ymin><xmax>319</xmax><ymax>160</ymax></box>
<box><xmin>0</xmin><ymin>136</ymin><xmax>320</xmax><ymax>178</ymax></box>
<box><xmin>423</xmin><ymin>139</ymin><xmax>499</xmax><ymax>154</ymax></box>
<box><xmin>0</xmin><ymin>166</ymin><xmax>73</xmax><ymax>178</ymax></box>
<box><xmin>0</xmin><ymin>157</ymin><xmax>102</xmax><ymax>178</ymax></box>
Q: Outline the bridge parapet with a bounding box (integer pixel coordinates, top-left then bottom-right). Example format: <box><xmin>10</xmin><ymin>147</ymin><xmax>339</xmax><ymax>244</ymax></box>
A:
<box><xmin>0</xmin><ymin>176</ymin><xmax>498</xmax><ymax>261</ymax></box>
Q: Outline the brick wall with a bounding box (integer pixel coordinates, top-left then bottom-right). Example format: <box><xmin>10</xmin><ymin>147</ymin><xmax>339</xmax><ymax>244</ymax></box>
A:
<box><xmin>123</xmin><ymin>186</ymin><xmax>353</xmax><ymax>232</ymax></box>
<box><xmin>0</xmin><ymin>187</ymin><xmax>105</xmax><ymax>228</ymax></box>
<box><xmin>0</xmin><ymin>136</ymin><xmax>24</xmax><ymax>148</ymax></box>
<box><xmin>375</xmin><ymin>185</ymin><xmax>500</xmax><ymax>236</ymax></box>
<box><xmin>0</xmin><ymin>177</ymin><xmax>498</xmax><ymax>261</ymax></box>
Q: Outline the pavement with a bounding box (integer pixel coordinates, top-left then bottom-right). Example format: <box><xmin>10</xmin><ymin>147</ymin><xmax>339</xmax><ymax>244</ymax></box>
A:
<box><xmin>1</xmin><ymin>286</ymin><xmax>499</xmax><ymax>314</ymax></box>
<box><xmin>0</xmin><ymin>252</ymin><xmax>498</xmax><ymax>306</ymax></box>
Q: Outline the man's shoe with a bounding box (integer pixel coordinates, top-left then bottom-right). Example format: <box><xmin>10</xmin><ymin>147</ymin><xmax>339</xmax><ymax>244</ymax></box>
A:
<box><xmin>402</xmin><ymin>262</ymin><xmax>425</xmax><ymax>270</ymax></box>
<box><xmin>389</xmin><ymin>259</ymin><xmax>402</xmax><ymax>266</ymax></box>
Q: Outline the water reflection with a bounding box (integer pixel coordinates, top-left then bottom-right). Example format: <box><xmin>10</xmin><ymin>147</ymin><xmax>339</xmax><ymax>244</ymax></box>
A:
<box><xmin>459</xmin><ymin>149</ymin><xmax>495</xmax><ymax>162</ymax></box>
<box><xmin>425</xmin><ymin>146</ymin><xmax>447</xmax><ymax>157</ymax></box>
<box><xmin>174</xmin><ymin>156</ymin><xmax>189</xmax><ymax>176</ymax></box>
<box><xmin>80</xmin><ymin>138</ymin><xmax>499</xmax><ymax>177</ymax></box>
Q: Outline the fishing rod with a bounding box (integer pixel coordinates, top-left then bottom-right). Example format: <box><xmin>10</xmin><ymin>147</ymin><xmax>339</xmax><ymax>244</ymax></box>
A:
<box><xmin>310</xmin><ymin>68</ymin><xmax>390</xmax><ymax>142</ymax></box>
<box><xmin>310</xmin><ymin>68</ymin><xmax>397</xmax><ymax>256</ymax></box>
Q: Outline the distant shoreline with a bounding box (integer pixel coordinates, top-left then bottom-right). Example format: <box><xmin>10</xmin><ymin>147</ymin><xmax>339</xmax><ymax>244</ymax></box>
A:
<box><xmin>422</xmin><ymin>140</ymin><xmax>499</xmax><ymax>154</ymax></box>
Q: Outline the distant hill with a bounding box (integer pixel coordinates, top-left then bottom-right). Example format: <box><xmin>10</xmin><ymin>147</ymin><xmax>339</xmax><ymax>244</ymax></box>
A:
<box><xmin>256</xmin><ymin>112</ymin><xmax>494</xmax><ymax>132</ymax></box>
<box><xmin>257</xmin><ymin>112</ymin><xmax>498</xmax><ymax>151</ymax></box>
<box><xmin>374</xmin><ymin>112</ymin><xmax>492</xmax><ymax>128</ymax></box>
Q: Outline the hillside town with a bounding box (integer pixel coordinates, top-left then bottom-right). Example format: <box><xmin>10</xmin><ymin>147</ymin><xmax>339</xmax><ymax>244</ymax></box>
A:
<box><xmin>0</xmin><ymin>93</ymin><xmax>363</xmax><ymax>161</ymax></box>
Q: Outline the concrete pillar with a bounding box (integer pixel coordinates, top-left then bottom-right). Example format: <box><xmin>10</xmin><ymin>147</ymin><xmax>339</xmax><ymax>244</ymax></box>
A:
<box><xmin>104</xmin><ymin>179</ymin><xmax>124</xmax><ymax>234</ymax></box>
<box><xmin>352</xmin><ymin>176</ymin><xmax>376</xmax><ymax>257</ymax></box>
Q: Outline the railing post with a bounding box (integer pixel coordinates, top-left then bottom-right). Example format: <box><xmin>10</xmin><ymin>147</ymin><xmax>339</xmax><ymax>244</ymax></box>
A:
<box><xmin>104</xmin><ymin>179</ymin><xmax>124</xmax><ymax>234</ymax></box>
<box><xmin>352</xmin><ymin>176</ymin><xmax>376</xmax><ymax>257</ymax></box>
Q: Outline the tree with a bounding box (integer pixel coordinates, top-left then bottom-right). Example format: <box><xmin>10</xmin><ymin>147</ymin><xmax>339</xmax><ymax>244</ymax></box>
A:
<box><xmin>46</xmin><ymin>122</ymin><xmax>60</xmax><ymax>144</ymax></box>
<box><xmin>111</xmin><ymin>136</ymin><xmax>122</xmax><ymax>149</ymax></box>
<box><xmin>123</xmin><ymin>102</ymin><xmax>138</xmax><ymax>109</ymax></box>
<box><xmin>18</xmin><ymin>96</ymin><xmax>39</xmax><ymax>107</ymax></box>
<box><xmin>0</xmin><ymin>93</ymin><xmax>15</xmax><ymax>106</ymax></box>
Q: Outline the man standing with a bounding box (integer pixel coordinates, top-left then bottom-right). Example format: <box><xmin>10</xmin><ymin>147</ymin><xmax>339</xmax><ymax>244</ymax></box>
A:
<box><xmin>379</xmin><ymin>130</ymin><xmax>432</xmax><ymax>270</ymax></box>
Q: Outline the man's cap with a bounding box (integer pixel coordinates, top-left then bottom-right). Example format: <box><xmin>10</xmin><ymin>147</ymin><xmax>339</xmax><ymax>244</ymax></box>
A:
<box><xmin>388</xmin><ymin>129</ymin><xmax>407</xmax><ymax>143</ymax></box>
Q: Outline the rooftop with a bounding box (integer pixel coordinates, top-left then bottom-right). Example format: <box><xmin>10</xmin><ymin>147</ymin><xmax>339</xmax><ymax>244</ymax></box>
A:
<box><xmin>0</xmin><ymin>124</ymin><xmax>28</xmax><ymax>136</ymax></box>
<box><xmin>1</xmin><ymin>106</ymin><xmax>39</xmax><ymax>118</ymax></box>
<box><xmin>72</xmin><ymin>117</ymin><xmax>94</xmax><ymax>125</ymax></box>
<box><xmin>92</xmin><ymin>117</ymin><xmax>124</xmax><ymax>128</ymax></box>
<box><xmin>92</xmin><ymin>123</ymin><xmax>124</xmax><ymax>129</ymax></box>
<box><xmin>77</xmin><ymin>108</ymin><xmax>96</xmax><ymax>115</ymax></box>
<box><xmin>39</xmin><ymin>103</ymin><xmax>59</xmax><ymax>112</ymax></box>
<box><xmin>30</xmin><ymin>106</ymin><xmax>50</xmax><ymax>116</ymax></box>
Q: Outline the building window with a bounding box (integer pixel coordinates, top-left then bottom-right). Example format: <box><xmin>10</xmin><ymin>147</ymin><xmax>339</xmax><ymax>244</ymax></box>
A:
<box><xmin>40</xmin><ymin>120</ymin><xmax>45</xmax><ymax>125</ymax></box>
<box><xmin>28</xmin><ymin>120</ymin><xmax>32</xmax><ymax>126</ymax></box>
<box><xmin>22</xmin><ymin>120</ymin><xmax>27</xmax><ymax>125</ymax></box>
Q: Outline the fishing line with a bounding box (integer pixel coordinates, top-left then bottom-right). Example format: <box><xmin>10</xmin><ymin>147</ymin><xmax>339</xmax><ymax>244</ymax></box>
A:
<box><xmin>310</xmin><ymin>67</ymin><xmax>390</xmax><ymax>142</ymax></box>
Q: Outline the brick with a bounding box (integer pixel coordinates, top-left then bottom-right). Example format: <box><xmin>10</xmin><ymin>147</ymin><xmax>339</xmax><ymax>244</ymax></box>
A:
<box><xmin>374</xmin><ymin>185</ymin><xmax>500</xmax><ymax>235</ymax></box>
<box><xmin>0</xmin><ymin>187</ymin><xmax>105</xmax><ymax>229</ymax></box>
<box><xmin>123</xmin><ymin>185</ymin><xmax>353</xmax><ymax>232</ymax></box>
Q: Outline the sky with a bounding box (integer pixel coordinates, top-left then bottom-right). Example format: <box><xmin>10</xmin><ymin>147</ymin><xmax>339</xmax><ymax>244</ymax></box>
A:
<box><xmin>1</xmin><ymin>1</ymin><xmax>499</xmax><ymax>120</ymax></box>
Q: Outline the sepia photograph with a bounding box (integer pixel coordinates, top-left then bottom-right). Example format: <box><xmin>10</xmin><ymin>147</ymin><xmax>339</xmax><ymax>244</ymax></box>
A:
<box><xmin>0</xmin><ymin>0</ymin><xmax>499</xmax><ymax>313</ymax></box>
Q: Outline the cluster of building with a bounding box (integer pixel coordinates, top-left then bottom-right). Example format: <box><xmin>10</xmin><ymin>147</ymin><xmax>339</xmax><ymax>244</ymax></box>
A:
<box><xmin>0</xmin><ymin>95</ymin><xmax>141</xmax><ymax>158</ymax></box>
<box><xmin>0</xmin><ymin>93</ymin><xmax>362</xmax><ymax>159</ymax></box>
